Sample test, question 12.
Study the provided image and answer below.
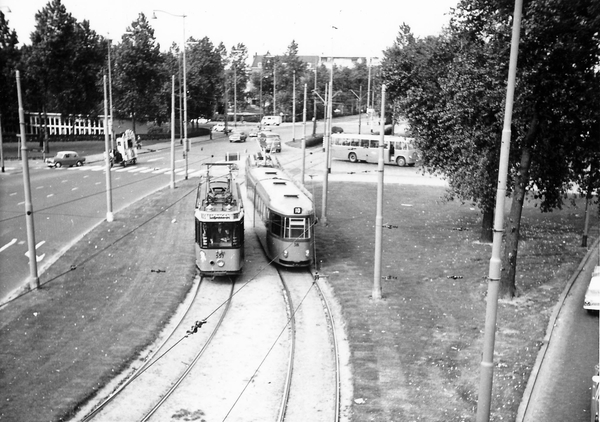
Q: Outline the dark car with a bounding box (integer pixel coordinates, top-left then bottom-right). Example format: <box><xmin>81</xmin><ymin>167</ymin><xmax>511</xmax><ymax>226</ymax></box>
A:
<box><xmin>45</xmin><ymin>151</ymin><xmax>85</xmax><ymax>168</ymax></box>
<box><xmin>228</xmin><ymin>130</ymin><xmax>247</xmax><ymax>142</ymax></box>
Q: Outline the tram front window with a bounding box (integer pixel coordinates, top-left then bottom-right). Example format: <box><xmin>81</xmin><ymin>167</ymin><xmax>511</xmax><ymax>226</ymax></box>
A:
<box><xmin>208</xmin><ymin>222</ymin><xmax>233</xmax><ymax>247</ymax></box>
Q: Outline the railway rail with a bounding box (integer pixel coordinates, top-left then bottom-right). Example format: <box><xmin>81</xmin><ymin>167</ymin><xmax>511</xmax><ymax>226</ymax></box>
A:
<box><xmin>78</xmin><ymin>275</ymin><xmax>236</xmax><ymax>421</ymax></box>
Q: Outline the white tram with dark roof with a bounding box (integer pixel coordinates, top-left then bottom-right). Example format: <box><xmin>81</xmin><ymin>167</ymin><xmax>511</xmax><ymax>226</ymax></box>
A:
<box><xmin>195</xmin><ymin>163</ymin><xmax>244</xmax><ymax>276</ymax></box>
<box><xmin>245</xmin><ymin>153</ymin><xmax>314</xmax><ymax>267</ymax></box>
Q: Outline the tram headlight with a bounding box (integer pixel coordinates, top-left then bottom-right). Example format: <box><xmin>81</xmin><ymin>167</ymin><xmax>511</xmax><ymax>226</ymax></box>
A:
<box><xmin>283</xmin><ymin>250</ymin><xmax>289</xmax><ymax>258</ymax></box>
<box><xmin>305</xmin><ymin>249</ymin><xmax>310</xmax><ymax>258</ymax></box>
<box><xmin>217</xmin><ymin>259</ymin><xmax>225</xmax><ymax>268</ymax></box>
<box><xmin>199</xmin><ymin>250</ymin><xmax>206</xmax><ymax>262</ymax></box>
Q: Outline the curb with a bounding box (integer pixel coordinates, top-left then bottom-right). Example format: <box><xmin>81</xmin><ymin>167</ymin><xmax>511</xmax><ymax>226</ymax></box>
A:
<box><xmin>515</xmin><ymin>236</ymin><xmax>600</xmax><ymax>422</ymax></box>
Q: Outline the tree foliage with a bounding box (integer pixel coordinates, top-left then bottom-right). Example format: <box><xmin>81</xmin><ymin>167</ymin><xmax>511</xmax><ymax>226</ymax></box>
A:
<box><xmin>0</xmin><ymin>11</ymin><xmax>20</xmax><ymax>130</ymax></box>
<box><xmin>382</xmin><ymin>0</ymin><xmax>600</xmax><ymax>297</ymax></box>
<box><xmin>112</xmin><ymin>13</ymin><xmax>164</xmax><ymax>133</ymax></box>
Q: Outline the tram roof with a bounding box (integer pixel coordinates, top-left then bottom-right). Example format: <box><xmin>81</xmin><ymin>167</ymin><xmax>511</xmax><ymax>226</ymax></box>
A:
<box><xmin>248</xmin><ymin>165</ymin><xmax>313</xmax><ymax>216</ymax></box>
<box><xmin>196</xmin><ymin>173</ymin><xmax>243</xmax><ymax>215</ymax></box>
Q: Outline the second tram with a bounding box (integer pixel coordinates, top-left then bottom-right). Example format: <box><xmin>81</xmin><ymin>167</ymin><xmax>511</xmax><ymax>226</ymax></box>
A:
<box><xmin>245</xmin><ymin>153</ymin><xmax>315</xmax><ymax>267</ymax></box>
<box><xmin>195</xmin><ymin>163</ymin><xmax>244</xmax><ymax>276</ymax></box>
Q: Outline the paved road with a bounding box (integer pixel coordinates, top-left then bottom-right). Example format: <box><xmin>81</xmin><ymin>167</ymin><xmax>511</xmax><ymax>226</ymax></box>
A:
<box><xmin>518</xmin><ymin>242</ymin><xmax>600</xmax><ymax>422</ymax></box>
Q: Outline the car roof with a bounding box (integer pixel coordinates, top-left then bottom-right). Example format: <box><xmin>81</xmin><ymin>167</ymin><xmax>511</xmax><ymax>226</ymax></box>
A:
<box><xmin>57</xmin><ymin>151</ymin><xmax>78</xmax><ymax>155</ymax></box>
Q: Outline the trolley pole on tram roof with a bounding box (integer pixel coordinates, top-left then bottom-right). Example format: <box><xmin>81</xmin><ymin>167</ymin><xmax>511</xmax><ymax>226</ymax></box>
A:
<box><xmin>103</xmin><ymin>75</ymin><xmax>114</xmax><ymax>222</ymax></box>
<box><xmin>372</xmin><ymin>84</ymin><xmax>386</xmax><ymax>301</ymax></box>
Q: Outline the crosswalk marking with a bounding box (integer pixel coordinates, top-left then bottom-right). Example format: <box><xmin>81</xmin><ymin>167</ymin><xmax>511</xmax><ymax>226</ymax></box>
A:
<box><xmin>66</xmin><ymin>164</ymin><xmax>201</xmax><ymax>177</ymax></box>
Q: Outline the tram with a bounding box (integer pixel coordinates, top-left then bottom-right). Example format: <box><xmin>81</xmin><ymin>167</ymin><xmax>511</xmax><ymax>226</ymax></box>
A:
<box><xmin>245</xmin><ymin>153</ymin><xmax>314</xmax><ymax>267</ymax></box>
<box><xmin>195</xmin><ymin>163</ymin><xmax>244</xmax><ymax>276</ymax></box>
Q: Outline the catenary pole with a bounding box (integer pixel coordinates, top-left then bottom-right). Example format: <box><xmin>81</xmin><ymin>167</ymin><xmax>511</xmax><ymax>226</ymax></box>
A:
<box><xmin>16</xmin><ymin>70</ymin><xmax>39</xmax><ymax>290</ymax></box>
<box><xmin>103</xmin><ymin>75</ymin><xmax>114</xmax><ymax>222</ymax></box>
<box><xmin>302</xmin><ymin>83</ymin><xmax>307</xmax><ymax>186</ymax></box>
<box><xmin>292</xmin><ymin>70</ymin><xmax>296</xmax><ymax>141</ymax></box>
<box><xmin>170</xmin><ymin>75</ymin><xmax>176</xmax><ymax>189</ymax></box>
<box><xmin>321</xmin><ymin>81</ymin><xmax>329</xmax><ymax>226</ymax></box>
<box><xmin>476</xmin><ymin>0</ymin><xmax>523</xmax><ymax>420</ymax></box>
<box><xmin>1</xmin><ymin>113</ymin><xmax>4</xmax><ymax>172</ymax></box>
<box><xmin>372</xmin><ymin>84</ymin><xmax>386</xmax><ymax>300</ymax></box>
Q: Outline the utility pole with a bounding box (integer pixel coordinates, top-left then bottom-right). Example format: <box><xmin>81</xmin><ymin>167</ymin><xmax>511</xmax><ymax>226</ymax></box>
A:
<box><xmin>16</xmin><ymin>70</ymin><xmax>39</xmax><ymax>290</ymax></box>
<box><xmin>302</xmin><ymin>83</ymin><xmax>307</xmax><ymax>185</ymax></box>
<box><xmin>170</xmin><ymin>75</ymin><xmax>176</xmax><ymax>189</ymax></box>
<box><xmin>292</xmin><ymin>70</ymin><xmax>296</xmax><ymax>141</ymax></box>
<box><xmin>103</xmin><ymin>75</ymin><xmax>114</xmax><ymax>223</ymax></box>
<box><xmin>372</xmin><ymin>84</ymin><xmax>386</xmax><ymax>300</ymax></box>
<box><xmin>476</xmin><ymin>0</ymin><xmax>524</xmax><ymax>420</ymax></box>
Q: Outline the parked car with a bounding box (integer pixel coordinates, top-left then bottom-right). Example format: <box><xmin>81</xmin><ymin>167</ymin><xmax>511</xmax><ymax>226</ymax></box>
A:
<box><xmin>229</xmin><ymin>130</ymin><xmax>247</xmax><ymax>143</ymax></box>
<box><xmin>258</xmin><ymin>131</ymin><xmax>282</xmax><ymax>153</ymax></box>
<box><xmin>248</xmin><ymin>127</ymin><xmax>260</xmax><ymax>137</ymax></box>
<box><xmin>212</xmin><ymin>122</ymin><xmax>229</xmax><ymax>132</ymax></box>
<box><xmin>584</xmin><ymin>266</ymin><xmax>600</xmax><ymax>313</ymax></box>
<box><xmin>45</xmin><ymin>151</ymin><xmax>85</xmax><ymax>168</ymax></box>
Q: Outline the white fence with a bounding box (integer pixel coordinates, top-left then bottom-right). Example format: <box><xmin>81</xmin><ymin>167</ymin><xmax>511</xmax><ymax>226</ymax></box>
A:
<box><xmin>26</xmin><ymin>112</ymin><xmax>106</xmax><ymax>136</ymax></box>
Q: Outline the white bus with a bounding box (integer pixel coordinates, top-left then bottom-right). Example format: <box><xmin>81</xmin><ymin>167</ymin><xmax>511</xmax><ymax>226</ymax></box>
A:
<box><xmin>330</xmin><ymin>133</ymin><xmax>419</xmax><ymax>167</ymax></box>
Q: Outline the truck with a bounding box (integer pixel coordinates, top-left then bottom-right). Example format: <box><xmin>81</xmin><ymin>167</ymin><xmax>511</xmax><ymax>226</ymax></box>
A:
<box><xmin>261</xmin><ymin>115</ymin><xmax>281</xmax><ymax>126</ymax></box>
<box><xmin>112</xmin><ymin>129</ymin><xmax>138</xmax><ymax>166</ymax></box>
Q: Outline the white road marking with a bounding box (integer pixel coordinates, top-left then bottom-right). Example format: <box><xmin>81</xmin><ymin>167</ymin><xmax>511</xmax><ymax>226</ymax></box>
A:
<box><xmin>0</xmin><ymin>238</ymin><xmax>17</xmax><ymax>253</ymax></box>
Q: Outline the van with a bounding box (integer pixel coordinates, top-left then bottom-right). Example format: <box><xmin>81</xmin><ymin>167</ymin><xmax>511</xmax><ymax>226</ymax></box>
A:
<box><xmin>261</xmin><ymin>115</ymin><xmax>281</xmax><ymax>126</ymax></box>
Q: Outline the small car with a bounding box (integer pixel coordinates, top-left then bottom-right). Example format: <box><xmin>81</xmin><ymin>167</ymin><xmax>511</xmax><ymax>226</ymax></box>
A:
<box><xmin>212</xmin><ymin>122</ymin><xmax>227</xmax><ymax>132</ymax></box>
<box><xmin>584</xmin><ymin>266</ymin><xmax>600</xmax><ymax>313</ymax></box>
<box><xmin>248</xmin><ymin>127</ymin><xmax>260</xmax><ymax>137</ymax></box>
<box><xmin>45</xmin><ymin>151</ymin><xmax>85</xmax><ymax>168</ymax></box>
<box><xmin>228</xmin><ymin>130</ymin><xmax>247</xmax><ymax>143</ymax></box>
<box><xmin>258</xmin><ymin>132</ymin><xmax>282</xmax><ymax>153</ymax></box>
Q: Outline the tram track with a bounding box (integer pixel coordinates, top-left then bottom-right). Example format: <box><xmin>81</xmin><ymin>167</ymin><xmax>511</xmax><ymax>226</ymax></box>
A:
<box><xmin>275</xmin><ymin>267</ymin><xmax>342</xmax><ymax>422</ymax></box>
<box><xmin>78</xmin><ymin>275</ymin><xmax>236</xmax><ymax>422</ymax></box>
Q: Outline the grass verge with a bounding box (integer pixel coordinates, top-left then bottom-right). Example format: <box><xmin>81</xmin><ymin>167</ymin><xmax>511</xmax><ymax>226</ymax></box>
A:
<box><xmin>313</xmin><ymin>182</ymin><xmax>596</xmax><ymax>421</ymax></box>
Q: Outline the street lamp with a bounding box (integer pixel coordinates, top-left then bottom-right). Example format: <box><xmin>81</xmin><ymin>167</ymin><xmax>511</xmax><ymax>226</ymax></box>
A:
<box><xmin>231</xmin><ymin>48</ymin><xmax>243</xmax><ymax>127</ymax></box>
<box><xmin>152</xmin><ymin>9</ymin><xmax>189</xmax><ymax>179</ymax></box>
<box><xmin>264</xmin><ymin>53</ymin><xmax>276</xmax><ymax>115</ymax></box>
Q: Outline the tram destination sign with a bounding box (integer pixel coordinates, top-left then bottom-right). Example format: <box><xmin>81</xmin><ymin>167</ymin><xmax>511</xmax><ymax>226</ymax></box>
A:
<box><xmin>199</xmin><ymin>212</ymin><xmax>238</xmax><ymax>220</ymax></box>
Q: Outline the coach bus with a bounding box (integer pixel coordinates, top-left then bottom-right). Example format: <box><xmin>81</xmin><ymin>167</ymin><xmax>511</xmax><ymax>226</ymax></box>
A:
<box><xmin>330</xmin><ymin>133</ymin><xmax>419</xmax><ymax>167</ymax></box>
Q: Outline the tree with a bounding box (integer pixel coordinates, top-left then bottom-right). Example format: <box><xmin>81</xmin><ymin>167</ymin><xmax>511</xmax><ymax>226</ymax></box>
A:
<box><xmin>382</xmin><ymin>1</ymin><xmax>600</xmax><ymax>297</ymax></box>
<box><xmin>0</xmin><ymin>11</ymin><xmax>20</xmax><ymax>132</ymax></box>
<box><xmin>186</xmin><ymin>37</ymin><xmax>226</xmax><ymax>120</ymax></box>
<box><xmin>113</xmin><ymin>13</ymin><xmax>164</xmax><ymax>134</ymax></box>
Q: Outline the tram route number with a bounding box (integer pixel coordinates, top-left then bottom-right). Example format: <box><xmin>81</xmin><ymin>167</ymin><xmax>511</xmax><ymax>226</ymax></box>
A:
<box><xmin>294</xmin><ymin>207</ymin><xmax>302</xmax><ymax>214</ymax></box>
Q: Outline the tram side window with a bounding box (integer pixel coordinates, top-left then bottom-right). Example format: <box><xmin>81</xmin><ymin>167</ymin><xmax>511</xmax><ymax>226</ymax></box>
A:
<box><xmin>270</xmin><ymin>212</ymin><xmax>283</xmax><ymax>237</ymax></box>
<box><xmin>286</xmin><ymin>217</ymin><xmax>309</xmax><ymax>239</ymax></box>
<box><xmin>350</xmin><ymin>139</ymin><xmax>360</xmax><ymax>147</ymax></box>
<box><xmin>231</xmin><ymin>220</ymin><xmax>244</xmax><ymax>247</ymax></box>
<box><xmin>197</xmin><ymin>220</ymin><xmax>207</xmax><ymax>247</ymax></box>
<box><xmin>360</xmin><ymin>139</ymin><xmax>369</xmax><ymax>148</ymax></box>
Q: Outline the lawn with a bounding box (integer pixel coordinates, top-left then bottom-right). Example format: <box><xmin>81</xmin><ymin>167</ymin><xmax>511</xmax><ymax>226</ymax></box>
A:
<box><xmin>312</xmin><ymin>182</ymin><xmax>596</xmax><ymax>421</ymax></box>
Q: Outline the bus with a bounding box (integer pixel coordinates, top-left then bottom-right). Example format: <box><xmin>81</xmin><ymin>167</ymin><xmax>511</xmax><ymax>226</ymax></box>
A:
<box><xmin>330</xmin><ymin>133</ymin><xmax>419</xmax><ymax>167</ymax></box>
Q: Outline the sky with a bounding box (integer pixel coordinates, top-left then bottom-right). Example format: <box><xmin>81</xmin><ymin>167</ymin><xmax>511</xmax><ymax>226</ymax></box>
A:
<box><xmin>2</xmin><ymin>0</ymin><xmax>459</xmax><ymax>60</ymax></box>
